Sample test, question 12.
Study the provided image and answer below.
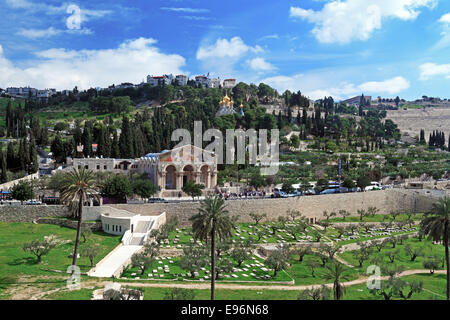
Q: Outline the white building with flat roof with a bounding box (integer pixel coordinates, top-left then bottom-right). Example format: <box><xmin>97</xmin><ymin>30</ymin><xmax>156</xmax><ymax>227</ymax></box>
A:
<box><xmin>223</xmin><ymin>79</ymin><xmax>236</xmax><ymax>88</ymax></box>
<box><xmin>175</xmin><ymin>75</ymin><xmax>188</xmax><ymax>86</ymax></box>
<box><xmin>147</xmin><ymin>74</ymin><xmax>174</xmax><ymax>87</ymax></box>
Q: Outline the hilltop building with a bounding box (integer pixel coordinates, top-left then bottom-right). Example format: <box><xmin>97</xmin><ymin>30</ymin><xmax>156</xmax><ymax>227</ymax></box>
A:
<box><xmin>342</xmin><ymin>95</ymin><xmax>372</xmax><ymax>106</ymax></box>
<box><xmin>223</xmin><ymin>79</ymin><xmax>236</xmax><ymax>88</ymax></box>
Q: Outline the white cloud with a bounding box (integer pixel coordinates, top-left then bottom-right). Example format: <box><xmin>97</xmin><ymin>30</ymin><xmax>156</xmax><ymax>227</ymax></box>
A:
<box><xmin>358</xmin><ymin>76</ymin><xmax>410</xmax><ymax>93</ymax></box>
<box><xmin>161</xmin><ymin>7</ymin><xmax>210</xmax><ymax>13</ymax></box>
<box><xmin>261</xmin><ymin>74</ymin><xmax>409</xmax><ymax>100</ymax></box>
<box><xmin>434</xmin><ymin>13</ymin><xmax>450</xmax><ymax>49</ymax></box>
<box><xmin>248</xmin><ymin>57</ymin><xmax>276</xmax><ymax>72</ymax></box>
<box><xmin>16</xmin><ymin>26</ymin><xmax>93</xmax><ymax>39</ymax></box>
<box><xmin>16</xmin><ymin>27</ymin><xmax>62</xmax><ymax>39</ymax></box>
<box><xmin>0</xmin><ymin>38</ymin><xmax>186</xmax><ymax>90</ymax></box>
<box><xmin>419</xmin><ymin>62</ymin><xmax>450</xmax><ymax>80</ymax></box>
<box><xmin>290</xmin><ymin>0</ymin><xmax>436</xmax><ymax>44</ymax></box>
<box><xmin>6</xmin><ymin>1</ymin><xmax>111</xmax><ymax>32</ymax></box>
<box><xmin>439</xmin><ymin>13</ymin><xmax>450</xmax><ymax>23</ymax></box>
<box><xmin>196</xmin><ymin>37</ymin><xmax>263</xmax><ymax>60</ymax></box>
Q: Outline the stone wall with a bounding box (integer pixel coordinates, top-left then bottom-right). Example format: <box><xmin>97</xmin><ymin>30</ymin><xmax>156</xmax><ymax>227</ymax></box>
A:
<box><xmin>0</xmin><ymin>189</ymin><xmax>440</xmax><ymax>226</ymax></box>
<box><xmin>36</xmin><ymin>217</ymin><xmax>102</xmax><ymax>231</ymax></box>
<box><xmin>110</xmin><ymin>190</ymin><xmax>439</xmax><ymax>227</ymax></box>
<box><xmin>0</xmin><ymin>205</ymin><xmax>71</xmax><ymax>222</ymax></box>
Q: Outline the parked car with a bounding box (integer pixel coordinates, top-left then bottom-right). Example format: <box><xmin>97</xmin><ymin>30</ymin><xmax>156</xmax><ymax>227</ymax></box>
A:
<box><xmin>147</xmin><ymin>198</ymin><xmax>167</xmax><ymax>203</ymax></box>
<box><xmin>320</xmin><ymin>188</ymin><xmax>339</xmax><ymax>195</ymax></box>
<box><xmin>25</xmin><ymin>200</ymin><xmax>42</xmax><ymax>205</ymax></box>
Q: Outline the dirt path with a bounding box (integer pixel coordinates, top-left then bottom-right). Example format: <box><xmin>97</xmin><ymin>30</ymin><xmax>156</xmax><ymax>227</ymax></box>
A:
<box><xmin>113</xmin><ymin>269</ymin><xmax>445</xmax><ymax>292</ymax></box>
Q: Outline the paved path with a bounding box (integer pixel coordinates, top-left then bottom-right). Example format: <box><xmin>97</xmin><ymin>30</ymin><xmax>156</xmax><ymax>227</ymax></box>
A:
<box><xmin>89</xmin><ymin>245</ymin><xmax>142</xmax><ymax>278</ymax></box>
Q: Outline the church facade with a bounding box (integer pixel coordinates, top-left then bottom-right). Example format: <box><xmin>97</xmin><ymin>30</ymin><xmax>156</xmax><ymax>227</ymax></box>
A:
<box><xmin>133</xmin><ymin>144</ymin><xmax>218</xmax><ymax>197</ymax></box>
<box><xmin>69</xmin><ymin>144</ymin><xmax>218</xmax><ymax>197</ymax></box>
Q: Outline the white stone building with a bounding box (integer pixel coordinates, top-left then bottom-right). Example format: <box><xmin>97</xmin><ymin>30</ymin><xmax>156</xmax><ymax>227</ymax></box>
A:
<box><xmin>223</xmin><ymin>79</ymin><xmax>236</xmax><ymax>88</ymax></box>
<box><xmin>175</xmin><ymin>74</ymin><xmax>188</xmax><ymax>86</ymax></box>
<box><xmin>146</xmin><ymin>74</ymin><xmax>174</xmax><ymax>87</ymax></box>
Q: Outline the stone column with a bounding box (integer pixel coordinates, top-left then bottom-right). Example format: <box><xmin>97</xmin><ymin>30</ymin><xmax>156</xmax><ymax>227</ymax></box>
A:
<box><xmin>160</xmin><ymin>173</ymin><xmax>166</xmax><ymax>190</ymax></box>
<box><xmin>176</xmin><ymin>173</ymin><xmax>183</xmax><ymax>190</ymax></box>
<box><xmin>206</xmin><ymin>170</ymin><xmax>211</xmax><ymax>189</ymax></box>
<box><xmin>195</xmin><ymin>171</ymin><xmax>201</xmax><ymax>184</ymax></box>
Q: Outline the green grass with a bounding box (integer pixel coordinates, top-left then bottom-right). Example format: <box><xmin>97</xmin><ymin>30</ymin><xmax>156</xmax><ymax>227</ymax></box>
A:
<box><xmin>287</xmin><ymin>254</ymin><xmax>358</xmax><ymax>285</ymax></box>
<box><xmin>122</xmin><ymin>255</ymin><xmax>293</xmax><ymax>283</ymax></box>
<box><xmin>342</xmin><ymin>273</ymin><xmax>448</xmax><ymax>300</ymax></box>
<box><xmin>43</xmin><ymin>287</ymin><xmax>97</xmax><ymax>300</ymax></box>
<box><xmin>0</xmin><ymin>222</ymin><xmax>121</xmax><ymax>278</ymax></box>
<box><xmin>166</xmin><ymin>222</ymin><xmax>321</xmax><ymax>248</ymax></box>
<box><xmin>328</xmin><ymin>213</ymin><xmax>424</xmax><ymax>223</ymax></box>
<box><xmin>41</xmin><ymin>272</ymin><xmax>448</xmax><ymax>300</ymax></box>
<box><xmin>339</xmin><ymin>237</ymin><xmax>445</xmax><ymax>272</ymax></box>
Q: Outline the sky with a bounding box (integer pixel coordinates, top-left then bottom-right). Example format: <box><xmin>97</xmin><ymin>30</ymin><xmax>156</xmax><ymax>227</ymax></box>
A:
<box><xmin>2</xmin><ymin>0</ymin><xmax>450</xmax><ymax>101</ymax></box>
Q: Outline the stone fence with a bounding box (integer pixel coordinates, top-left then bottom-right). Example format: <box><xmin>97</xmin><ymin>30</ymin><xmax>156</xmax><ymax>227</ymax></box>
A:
<box><xmin>110</xmin><ymin>189</ymin><xmax>439</xmax><ymax>227</ymax></box>
<box><xmin>0</xmin><ymin>189</ymin><xmax>441</xmax><ymax>226</ymax></box>
<box><xmin>35</xmin><ymin>217</ymin><xmax>102</xmax><ymax>231</ymax></box>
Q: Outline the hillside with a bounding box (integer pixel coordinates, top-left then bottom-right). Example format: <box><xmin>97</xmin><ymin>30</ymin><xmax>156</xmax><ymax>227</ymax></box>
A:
<box><xmin>386</xmin><ymin>107</ymin><xmax>450</xmax><ymax>141</ymax></box>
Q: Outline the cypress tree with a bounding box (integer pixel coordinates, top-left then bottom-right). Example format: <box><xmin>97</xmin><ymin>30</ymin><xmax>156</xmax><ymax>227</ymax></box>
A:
<box><xmin>0</xmin><ymin>150</ymin><xmax>7</xmax><ymax>183</ymax></box>
<box><xmin>29</xmin><ymin>135</ymin><xmax>38</xmax><ymax>173</ymax></box>
<box><xmin>111</xmin><ymin>131</ymin><xmax>120</xmax><ymax>158</ymax></box>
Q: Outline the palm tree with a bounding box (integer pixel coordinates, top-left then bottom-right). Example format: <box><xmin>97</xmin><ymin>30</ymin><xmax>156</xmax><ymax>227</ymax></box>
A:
<box><xmin>420</xmin><ymin>196</ymin><xmax>450</xmax><ymax>300</ymax></box>
<box><xmin>189</xmin><ymin>196</ymin><xmax>234</xmax><ymax>300</ymax></box>
<box><xmin>60</xmin><ymin>168</ymin><xmax>99</xmax><ymax>273</ymax></box>
<box><xmin>324</xmin><ymin>262</ymin><xmax>350</xmax><ymax>300</ymax></box>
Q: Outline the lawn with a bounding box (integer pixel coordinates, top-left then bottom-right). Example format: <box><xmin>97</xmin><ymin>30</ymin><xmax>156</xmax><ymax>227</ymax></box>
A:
<box><xmin>339</xmin><ymin>237</ymin><xmax>445</xmax><ymax>273</ymax></box>
<box><xmin>121</xmin><ymin>255</ymin><xmax>293</xmax><ymax>283</ymax></box>
<box><xmin>342</xmin><ymin>273</ymin><xmax>448</xmax><ymax>300</ymax></box>
<box><xmin>165</xmin><ymin>222</ymin><xmax>322</xmax><ymax>248</ymax></box>
<box><xmin>328</xmin><ymin>213</ymin><xmax>424</xmax><ymax>223</ymax></box>
<box><xmin>0</xmin><ymin>222</ymin><xmax>121</xmax><ymax>291</ymax></box>
<box><xmin>40</xmin><ymin>273</ymin><xmax>448</xmax><ymax>300</ymax></box>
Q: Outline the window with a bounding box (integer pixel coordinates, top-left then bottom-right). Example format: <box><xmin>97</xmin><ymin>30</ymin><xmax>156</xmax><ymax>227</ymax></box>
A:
<box><xmin>85</xmin><ymin>165</ymin><xmax>88</xmax><ymax>169</ymax></box>
<box><xmin>78</xmin><ymin>165</ymin><xmax>81</xmax><ymax>169</ymax></box>
<box><xmin>119</xmin><ymin>226</ymin><xmax>122</xmax><ymax>232</ymax></box>
<box><xmin>97</xmin><ymin>165</ymin><xmax>100</xmax><ymax>170</ymax></box>
<box><xmin>104</xmin><ymin>165</ymin><xmax>107</xmax><ymax>170</ymax></box>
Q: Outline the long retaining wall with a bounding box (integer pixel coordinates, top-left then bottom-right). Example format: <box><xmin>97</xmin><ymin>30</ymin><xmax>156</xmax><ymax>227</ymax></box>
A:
<box><xmin>0</xmin><ymin>190</ymin><xmax>440</xmax><ymax>226</ymax></box>
<box><xmin>110</xmin><ymin>190</ymin><xmax>439</xmax><ymax>227</ymax></box>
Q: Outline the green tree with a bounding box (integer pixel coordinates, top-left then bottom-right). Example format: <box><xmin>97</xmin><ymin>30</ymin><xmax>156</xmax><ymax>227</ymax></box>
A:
<box><xmin>189</xmin><ymin>196</ymin><xmax>234</xmax><ymax>300</ymax></box>
<box><xmin>11</xmin><ymin>180</ymin><xmax>34</xmax><ymax>204</ymax></box>
<box><xmin>182</xmin><ymin>180</ymin><xmax>204</xmax><ymax>201</ymax></box>
<box><xmin>357</xmin><ymin>175</ymin><xmax>371</xmax><ymax>190</ymax></box>
<box><xmin>297</xmin><ymin>285</ymin><xmax>331</xmax><ymax>300</ymax></box>
<box><xmin>131</xmin><ymin>252</ymin><xmax>155</xmax><ymax>275</ymax></box>
<box><xmin>324</xmin><ymin>262</ymin><xmax>350</xmax><ymax>300</ymax></box>
<box><xmin>60</xmin><ymin>168</ymin><xmax>99</xmax><ymax>273</ymax></box>
<box><xmin>0</xmin><ymin>151</ymin><xmax>7</xmax><ymax>183</ymax></box>
<box><xmin>23</xmin><ymin>235</ymin><xmax>59</xmax><ymax>263</ymax></box>
<box><xmin>179</xmin><ymin>244</ymin><xmax>208</xmax><ymax>278</ymax></box>
<box><xmin>132</xmin><ymin>179</ymin><xmax>157</xmax><ymax>199</ymax></box>
<box><xmin>265</xmin><ymin>248</ymin><xmax>290</xmax><ymax>277</ymax></box>
<box><xmin>164</xmin><ymin>288</ymin><xmax>196</xmax><ymax>300</ymax></box>
<box><xmin>80</xmin><ymin>243</ymin><xmax>101</xmax><ymax>267</ymax></box>
<box><xmin>420</xmin><ymin>197</ymin><xmax>450</xmax><ymax>300</ymax></box>
<box><xmin>101</xmin><ymin>175</ymin><xmax>132</xmax><ymax>200</ymax></box>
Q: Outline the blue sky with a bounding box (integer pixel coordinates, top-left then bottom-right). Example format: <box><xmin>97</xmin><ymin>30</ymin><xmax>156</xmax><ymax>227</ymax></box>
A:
<box><xmin>1</xmin><ymin>0</ymin><xmax>450</xmax><ymax>101</ymax></box>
